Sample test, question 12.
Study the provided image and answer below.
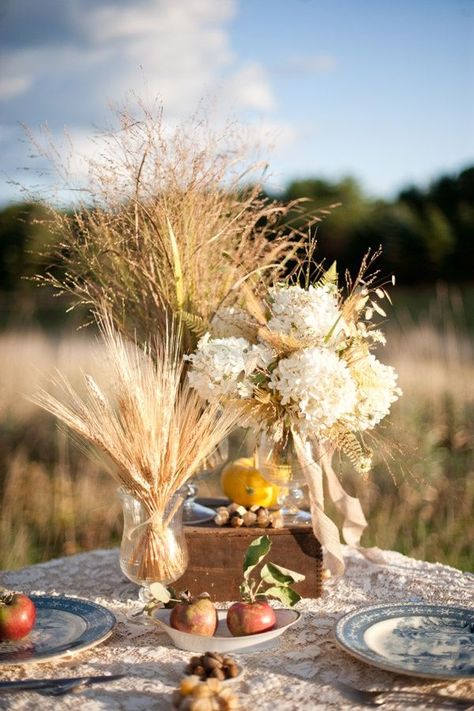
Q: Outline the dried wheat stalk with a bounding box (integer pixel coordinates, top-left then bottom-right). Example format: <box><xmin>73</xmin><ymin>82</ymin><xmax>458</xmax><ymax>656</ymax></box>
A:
<box><xmin>33</xmin><ymin>314</ymin><xmax>241</xmax><ymax>582</ymax></box>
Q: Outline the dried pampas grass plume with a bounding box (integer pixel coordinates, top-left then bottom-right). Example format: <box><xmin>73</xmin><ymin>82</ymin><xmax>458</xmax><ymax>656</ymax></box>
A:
<box><xmin>36</xmin><ymin>100</ymin><xmax>317</xmax><ymax>349</ymax></box>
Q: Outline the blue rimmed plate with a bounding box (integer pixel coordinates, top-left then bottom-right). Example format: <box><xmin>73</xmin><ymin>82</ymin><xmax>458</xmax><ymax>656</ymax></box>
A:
<box><xmin>0</xmin><ymin>595</ymin><xmax>116</xmax><ymax>665</ymax></box>
<box><xmin>335</xmin><ymin>603</ymin><xmax>474</xmax><ymax>680</ymax></box>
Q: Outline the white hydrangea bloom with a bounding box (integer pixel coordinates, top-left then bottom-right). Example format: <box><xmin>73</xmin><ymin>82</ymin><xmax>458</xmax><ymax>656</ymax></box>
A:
<box><xmin>267</xmin><ymin>284</ymin><xmax>345</xmax><ymax>343</ymax></box>
<box><xmin>186</xmin><ymin>334</ymin><xmax>271</xmax><ymax>402</ymax></box>
<box><xmin>346</xmin><ymin>353</ymin><xmax>402</xmax><ymax>431</ymax></box>
<box><xmin>268</xmin><ymin>347</ymin><xmax>357</xmax><ymax>438</ymax></box>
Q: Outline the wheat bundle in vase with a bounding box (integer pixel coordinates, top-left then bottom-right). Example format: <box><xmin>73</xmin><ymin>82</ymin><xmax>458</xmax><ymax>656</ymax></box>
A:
<box><xmin>34</xmin><ymin>317</ymin><xmax>240</xmax><ymax>585</ymax></box>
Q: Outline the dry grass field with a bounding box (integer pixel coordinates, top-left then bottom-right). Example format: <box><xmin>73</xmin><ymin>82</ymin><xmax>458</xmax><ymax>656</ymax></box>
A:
<box><xmin>1</xmin><ymin>290</ymin><xmax>473</xmax><ymax>572</ymax></box>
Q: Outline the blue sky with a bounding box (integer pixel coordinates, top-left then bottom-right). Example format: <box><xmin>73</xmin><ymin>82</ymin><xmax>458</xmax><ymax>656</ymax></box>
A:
<box><xmin>0</xmin><ymin>0</ymin><xmax>473</xmax><ymax>203</ymax></box>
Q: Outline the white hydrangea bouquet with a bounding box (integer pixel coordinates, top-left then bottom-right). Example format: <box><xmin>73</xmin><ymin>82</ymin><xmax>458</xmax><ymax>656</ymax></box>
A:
<box><xmin>186</xmin><ymin>254</ymin><xmax>402</xmax><ymax>575</ymax></box>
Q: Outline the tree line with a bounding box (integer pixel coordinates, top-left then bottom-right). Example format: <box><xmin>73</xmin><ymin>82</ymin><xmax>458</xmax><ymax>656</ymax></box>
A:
<box><xmin>0</xmin><ymin>165</ymin><xmax>472</xmax><ymax>297</ymax></box>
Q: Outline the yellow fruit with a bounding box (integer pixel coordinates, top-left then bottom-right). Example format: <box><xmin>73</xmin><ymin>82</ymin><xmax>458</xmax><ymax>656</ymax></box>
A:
<box><xmin>220</xmin><ymin>458</ymin><xmax>280</xmax><ymax>508</ymax></box>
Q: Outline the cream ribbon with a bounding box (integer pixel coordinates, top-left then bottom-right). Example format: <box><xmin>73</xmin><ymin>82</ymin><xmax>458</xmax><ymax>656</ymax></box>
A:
<box><xmin>292</xmin><ymin>432</ymin><xmax>386</xmax><ymax>576</ymax></box>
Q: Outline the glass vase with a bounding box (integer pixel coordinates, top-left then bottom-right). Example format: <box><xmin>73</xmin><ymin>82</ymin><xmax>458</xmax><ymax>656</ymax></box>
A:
<box><xmin>118</xmin><ymin>488</ymin><xmax>189</xmax><ymax>599</ymax></box>
<box><xmin>255</xmin><ymin>431</ymin><xmax>312</xmax><ymax>526</ymax></box>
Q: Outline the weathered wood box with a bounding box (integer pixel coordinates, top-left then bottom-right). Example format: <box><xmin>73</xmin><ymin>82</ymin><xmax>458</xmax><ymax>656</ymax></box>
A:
<box><xmin>177</xmin><ymin>524</ymin><xmax>323</xmax><ymax>601</ymax></box>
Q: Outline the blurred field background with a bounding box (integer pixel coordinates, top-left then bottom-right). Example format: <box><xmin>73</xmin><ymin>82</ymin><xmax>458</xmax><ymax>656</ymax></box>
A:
<box><xmin>1</xmin><ymin>170</ymin><xmax>473</xmax><ymax>572</ymax></box>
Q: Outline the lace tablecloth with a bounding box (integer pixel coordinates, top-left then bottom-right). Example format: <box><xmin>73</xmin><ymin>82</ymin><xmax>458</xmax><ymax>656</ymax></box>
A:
<box><xmin>1</xmin><ymin>547</ymin><xmax>473</xmax><ymax>710</ymax></box>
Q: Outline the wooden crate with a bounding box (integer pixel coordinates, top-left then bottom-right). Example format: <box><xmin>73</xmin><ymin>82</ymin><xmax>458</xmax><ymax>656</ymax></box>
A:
<box><xmin>177</xmin><ymin>524</ymin><xmax>323</xmax><ymax>601</ymax></box>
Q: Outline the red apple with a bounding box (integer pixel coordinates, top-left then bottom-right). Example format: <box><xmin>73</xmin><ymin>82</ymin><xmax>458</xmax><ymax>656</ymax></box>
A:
<box><xmin>226</xmin><ymin>600</ymin><xmax>276</xmax><ymax>636</ymax></box>
<box><xmin>0</xmin><ymin>592</ymin><xmax>36</xmax><ymax>641</ymax></box>
<box><xmin>169</xmin><ymin>596</ymin><xmax>217</xmax><ymax>636</ymax></box>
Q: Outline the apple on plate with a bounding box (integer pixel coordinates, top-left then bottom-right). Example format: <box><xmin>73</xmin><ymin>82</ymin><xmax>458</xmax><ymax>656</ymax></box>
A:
<box><xmin>146</xmin><ymin>584</ymin><xmax>218</xmax><ymax>637</ymax></box>
<box><xmin>169</xmin><ymin>593</ymin><xmax>218</xmax><ymax>636</ymax></box>
<box><xmin>0</xmin><ymin>591</ymin><xmax>37</xmax><ymax>641</ymax></box>
<box><xmin>226</xmin><ymin>599</ymin><xmax>276</xmax><ymax>636</ymax></box>
<box><xmin>226</xmin><ymin>535</ymin><xmax>305</xmax><ymax>637</ymax></box>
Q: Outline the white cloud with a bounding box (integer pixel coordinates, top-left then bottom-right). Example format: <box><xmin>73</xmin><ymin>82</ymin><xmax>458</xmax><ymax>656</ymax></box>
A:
<box><xmin>0</xmin><ymin>0</ymin><xmax>296</xmax><ymax>202</ymax></box>
<box><xmin>0</xmin><ymin>76</ymin><xmax>34</xmax><ymax>100</ymax></box>
<box><xmin>0</xmin><ymin>0</ymin><xmax>243</xmax><ymax>114</ymax></box>
<box><xmin>223</xmin><ymin>62</ymin><xmax>276</xmax><ymax>112</ymax></box>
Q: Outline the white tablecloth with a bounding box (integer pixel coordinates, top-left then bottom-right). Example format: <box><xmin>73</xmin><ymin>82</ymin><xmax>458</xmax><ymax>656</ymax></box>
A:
<box><xmin>1</xmin><ymin>547</ymin><xmax>473</xmax><ymax>710</ymax></box>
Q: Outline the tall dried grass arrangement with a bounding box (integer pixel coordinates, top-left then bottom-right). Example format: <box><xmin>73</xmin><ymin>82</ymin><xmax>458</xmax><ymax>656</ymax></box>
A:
<box><xmin>37</xmin><ymin>101</ymin><xmax>316</xmax><ymax>348</ymax></box>
<box><xmin>33</xmin><ymin>315</ymin><xmax>241</xmax><ymax>583</ymax></box>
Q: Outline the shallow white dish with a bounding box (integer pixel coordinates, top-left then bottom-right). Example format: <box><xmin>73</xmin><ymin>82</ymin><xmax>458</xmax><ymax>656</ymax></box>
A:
<box><xmin>335</xmin><ymin>603</ymin><xmax>474</xmax><ymax>680</ymax></box>
<box><xmin>151</xmin><ymin>608</ymin><xmax>300</xmax><ymax>653</ymax></box>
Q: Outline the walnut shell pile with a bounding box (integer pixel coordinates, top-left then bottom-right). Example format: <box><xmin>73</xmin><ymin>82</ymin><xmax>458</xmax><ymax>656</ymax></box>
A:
<box><xmin>171</xmin><ymin>675</ymin><xmax>241</xmax><ymax>710</ymax></box>
<box><xmin>214</xmin><ymin>503</ymin><xmax>283</xmax><ymax>529</ymax></box>
<box><xmin>185</xmin><ymin>652</ymin><xmax>239</xmax><ymax>682</ymax></box>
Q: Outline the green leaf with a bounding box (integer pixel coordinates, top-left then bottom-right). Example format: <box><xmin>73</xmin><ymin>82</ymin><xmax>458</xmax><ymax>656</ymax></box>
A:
<box><xmin>261</xmin><ymin>562</ymin><xmax>306</xmax><ymax>586</ymax></box>
<box><xmin>243</xmin><ymin>535</ymin><xmax>272</xmax><ymax>579</ymax></box>
<box><xmin>149</xmin><ymin>582</ymin><xmax>171</xmax><ymax>604</ymax></box>
<box><xmin>251</xmin><ymin>372</ymin><xmax>268</xmax><ymax>386</ymax></box>
<box><xmin>324</xmin><ymin>313</ymin><xmax>344</xmax><ymax>344</ymax></box>
<box><xmin>263</xmin><ymin>586</ymin><xmax>302</xmax><ymax>607</ymax></box>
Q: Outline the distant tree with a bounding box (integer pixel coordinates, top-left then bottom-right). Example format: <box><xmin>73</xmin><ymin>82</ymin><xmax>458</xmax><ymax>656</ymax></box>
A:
<box><xmin>282</xmin><ymin>176</ymin><xmax>372</xmax><ymax>267</ymax></box>
<box><xmin>0</xmin><ymin>203</ymin><xmax>52</xmax><ymax>291</ymax></box>
<box><xmin>283</xmin><ymin>168</ymin><xmax>473</xmax><ymax>284</ymax></box>
<box><xmin>430</xmin><ymin>167</ymin><xmax>474</xmax><ymax>280</ymax></box>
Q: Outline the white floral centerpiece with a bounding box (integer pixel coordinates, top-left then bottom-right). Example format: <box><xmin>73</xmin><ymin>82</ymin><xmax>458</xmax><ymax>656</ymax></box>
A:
<box><xmin>186</xmin><ymin>255</ymin><xmax>402</xmax><ymax>575</ymax></box>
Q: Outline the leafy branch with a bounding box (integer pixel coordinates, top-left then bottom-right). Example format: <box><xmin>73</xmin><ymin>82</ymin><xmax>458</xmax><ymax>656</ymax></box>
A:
<box><xmin>240</xmin><ymin>535</ymin><xmax>305</xmax><ymax>607</ymax></box>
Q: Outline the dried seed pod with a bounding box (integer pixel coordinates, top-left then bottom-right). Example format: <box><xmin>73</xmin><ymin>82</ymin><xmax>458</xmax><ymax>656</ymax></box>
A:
<box><xmin>180</xmin><ymin>676</ymin><xmax>201</xmax><ymax>695</ymax></box>
<box><xmin>205</xmin><ymin>677</ymin><xmax>222</xmax><ymax>693</ymax></box>
<box><xmin>206</xmin><ymin>652</ymin><xmax>223</xmax><ymax>662</ymax></box>
<box><xmin>242</xmin><ymin>511</ymin><xmax>257</xmax><ymax>527</ymax></box>
<box><xmin>217</xmin><ymin>687</ymin><xmax>241</xmax><ymax>709</ymax></box>
<box><xmin>226</xmin><ymin>664</ymin><xmax>239</xmax><ymax>678</ymax></box>
<box><xmin>229</xmin><ymin>513</ymin><xmax>243</xmax><ymax>528</ymax></box>
<box><xmin>188</xmin><ymin>698</ymin><xmax>214</xmax><ymax>711</ymax></box>
<box><xmin>249</xmin><ymin>504</ymin><xmax>260</xmax><ymax>512</ymax></box>
<box><xmin>269</xmin><ymin>511</ymin><xmax>284</xmax><ymax>529</ymax></box>
<box><xmin>256</xmin><ymin>509</ymin><xmax>270</xmax><ymax>527</ymax></box>
<box><xmin>193</xmin><ymin>665</ymin><xmax>206</xmax><ymax>678</ymax></box>
<box><xmin>227</xmin><ymin>502</ymin><xmax>240</xmax><ymax>513</ymax></box>
<box><xmin>217</xmin><ymin>687</ymin><xmax>236</xmax><ymax>701</ymax></box>
<box><xmin>191</xmin><ymin>684</ymin><xmax>213</xmax><ymax>699</ymax></box>
<box><xmin>215</xmin><ymin>506</ymin><xmax>229</xmax><ymax>516</ymax></box>
<box><xmin>209</xmin><ymin>667</ymin><xmax>225</xmax><ymax>681</ymax></box>
<box><xmin>214</xmin><ymin>512</ymin><xmax>229</xmax><ymax>527</ymax></box>
<box><xmin>202</xmin><ymin>656</ymin><xmax>220</xmax><ymax>671</ymax></box>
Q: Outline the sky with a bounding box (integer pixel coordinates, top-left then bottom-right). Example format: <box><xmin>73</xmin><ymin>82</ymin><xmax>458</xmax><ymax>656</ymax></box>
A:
<box><xmin>0</xmin><ymin>0</ymin><xmax>473</xmax><ymax>204</ymax></box>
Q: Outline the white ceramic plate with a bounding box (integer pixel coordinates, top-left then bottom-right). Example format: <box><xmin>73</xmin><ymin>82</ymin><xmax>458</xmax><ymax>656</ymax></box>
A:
<box><xmin>335</xmin><ymin>603</ymin><xmax>474</xmax><ymax>680</ymax></box>
<box><xmin>151</xmin><ymin>608</ymin><xmax>300</xmax><ymax>653</ymax></box>
<box><xmin>0</xmin><ymin>596</ymin><xmax>116</xmax><ymax>665</ymax></box>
